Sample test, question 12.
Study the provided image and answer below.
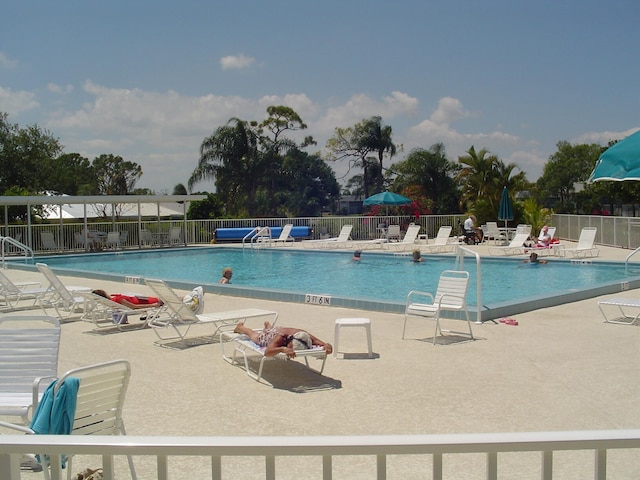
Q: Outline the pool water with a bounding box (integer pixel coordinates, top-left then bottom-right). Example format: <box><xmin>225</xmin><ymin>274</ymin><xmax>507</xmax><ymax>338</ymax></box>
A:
<box><xmin>38</xmin><ymin>247</ymin><xmax>638</xmax><ymax>316</ymax></box>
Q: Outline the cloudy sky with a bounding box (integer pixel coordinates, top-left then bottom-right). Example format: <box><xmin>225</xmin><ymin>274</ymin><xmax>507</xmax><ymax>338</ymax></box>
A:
<box><xmin>1</xmin><ymin>0</ymin><xmax>638</xmax><ymax>193</ymax></box>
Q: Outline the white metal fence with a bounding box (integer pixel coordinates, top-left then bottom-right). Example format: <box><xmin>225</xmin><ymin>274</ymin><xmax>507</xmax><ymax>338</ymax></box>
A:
<box><xmin>5</xmin><ymin>213</ymin><xmax>640</xmax><ymax>255</ymax></box>
<box><xmin>1</xmin><ymin>430</ymin><xmax>639</xmax><ymax>480</ymax></box>
<box><xmin>2</xmin><ymin>215</ymin><xmax>466</xmax><ymax>254</ymax></box>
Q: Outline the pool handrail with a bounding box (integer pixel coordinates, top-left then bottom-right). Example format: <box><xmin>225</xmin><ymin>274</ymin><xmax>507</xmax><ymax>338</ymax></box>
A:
<box><xmin>455</xmin><ymin>244</ymin><xmax>483</xmax><ymax>324</ymax></box>
<box><xmin>0</xmin><ymin>236</ymin><xmax>34</xmax><ymax>269</ymax></box>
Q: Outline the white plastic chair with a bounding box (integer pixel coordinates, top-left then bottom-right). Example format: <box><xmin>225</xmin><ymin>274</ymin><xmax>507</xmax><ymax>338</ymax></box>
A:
<box><xmin>0</xmin><ymin>315</ymin><xmax>60</xmax><ymax>425</ymax></box>
<box><xmin>558</xmin><ymin>227</ymin><xmax>599</xmax><ymax>258</ymax></box>
<box><xmin>403</xmin><ymin>270</ymin><xmax>473</xmax><ymax>345</ymax></box>
<box><xmin>0</xmin><ymin>360</ymin><xmax>137</xmax><ymax>480</ymax></box>
<box><xmin>105</xmin><ymin>231</ymin><xmax>121</xmax><ymax>249</ymax></box>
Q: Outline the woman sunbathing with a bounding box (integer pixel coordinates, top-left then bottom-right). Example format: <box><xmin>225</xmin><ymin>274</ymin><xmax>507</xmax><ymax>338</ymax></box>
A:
<box><xmin>92</xmin><ymin>289</ymin><xmax>164</xmax><ymax>309</ymax></box>
<box><xmin>233</xmin><ymin>321</ymin><xmax>333</xmax><ymax>358</ymax></box>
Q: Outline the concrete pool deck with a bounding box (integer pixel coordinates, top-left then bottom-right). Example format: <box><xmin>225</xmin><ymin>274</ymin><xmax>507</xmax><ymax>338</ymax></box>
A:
<box><xmin>5</xmin><ymin>240</ymin><xmax>640</xmax><ymax>479</ymax></box>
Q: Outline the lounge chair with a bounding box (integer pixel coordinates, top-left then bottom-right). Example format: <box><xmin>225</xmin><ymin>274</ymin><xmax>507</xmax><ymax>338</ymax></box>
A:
<box><xmin>39</xmin><ymin>231</ymin><xmax>58</xmax><ymax>251</ymax></box>
<box><xmin>597</xmin><ymin>297</ymin><xmax>640</xmax><ymax>325</ymax></box>
<box><xmin>144</xmin><ymin>278</ymin><xmax>278</xmax><ymax>344</ymax></box>
<box><xmin>488</xmin><ymin>232</ymin><xmax>531</xmax><ymax>256</ymax></box>
<box><xmin>0</xmin><ymin>360</ymin><xmax>137</xmax><ymax>480</ymax></box>
<box><xmin>270</xmin><ymin>223</ymin><xmax>295</xmax><ymax>246</ymax></box>
<box><xmin>302</xmin><ymin>224</ymin><xmax>353</xmax><ymax>248</ymax></box>
<box><xmin>0</xmin><ymin>270</ymin><xmax>47</xmax><ymax>310</ymax></box>
<box><xmin>78</xmin><ymin>291</ymin><xmax>162</xmax><ymax>330</ymax></box>
<box><xmin>421</xmin><ymin>226</ymin><xmax>456</xmax><ymax>254</ymax></box>
<box><xmin>384</xmin><ymin>224</ymin><xmax>422</xmax><ymax>251</ymax></box>
<box><xmin>483</xmin><ymin>222</ymin><xmax>507</xmax><ymax>245</ymax></box>
<box><xmin>0</xmin><ymin>315</ymin><xmax>60</xmax><ymax>425</ymax></box>
<box><xmin>384</xmin><ymin>225</ymin><xmax>401</xmax><ymax>242</ymax></box>
<box><xmin>402</xmin><ymin>270</ymin><xmax>474</xmax><ymax>345</ymax></box>
<box><xmin>525</xmin><ymin>226</ymin><xmax>559</xmax><ymax>256</ymax></box>
<box><xmin>35</xmin><ymin>263</ymin><xmax>90</xmax><ymax>319</ymax></box>
<box><xmin>558</xmin><ymin>227</ymin><xmax>599</xmax><ymax>258</ymax></box>
<box><xmin>220</xmin><ymin>330</ymin><xmax>327</xmax><ymax>383</ymax></box>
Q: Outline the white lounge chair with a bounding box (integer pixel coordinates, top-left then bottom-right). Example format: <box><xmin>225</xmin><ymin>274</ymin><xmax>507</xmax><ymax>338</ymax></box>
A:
<box><xmin>525</xmin><ymin>226</ymin><xmax>559</xmax><ymax>256</ymax></box>
<box><xmin>488</xmin><ymin>232</ymin><xmax>531</xmax><ymax>256</ymax></box>
<box><xmin>302</xmin><ymin>224</ymin><xmax>353</xmax><ymax>248</ymax></box>
<box><xmin>0</xmin><ymin>315</ymin><xmax>60</xmax><ymax>425</ymax></box>
<box><xmin>402</xmin><ymin>270</ymin><xmax>474</xmax><ymax>345</ymax></box>
<box><xmin>270</xmin><ymin>224</ymin><xmax>295</xmax><ymax>246</ymax></box>
<box><xmin>558</xmin><ymin>227</ymin><xmax>599</xmax><ymax>258</ymax></box>
<box><xmin>384</xmin><ymin>225</ymin><xmax>401</xmax><ymax>242</ymax></box>
<box><xmin>145</xmin><ymin>279</ymin><xmax>278</xmax><ymax>344</ymax></box>
<box><xmin>421</xmin><ymin>226</ymin><xmax>456</xmax><ymax>254</ymax></box>
<box><xmin>484</xmin><ymin>222</ymin><xmax>507</xmax><ymax>245</ymax></box>
<box><xmin>598</xmin><ymin>297</ymin><xmax>640</xmax><ymax>325</ymax></box>
<box><xmin>35</xmin><ymin>263</ymin><xmax>90</xmax><ymax>319</ymax></box>
<box><xmin>220</xmin><ymin>330</ymin><xmax>328</xmax><ymax>383</ymax></box>
<box><xmin>0</xmin><ymin>360</ymin><xmax>137</xmax><ymax>480</ymax></box>
<box><xmin>0</xmin><ymin>270</ymin><xmax>47</xmax><ymax>310</ymax></box>
<box><xmin>384</xmin><ymin>224</ymin><xmax>422</xmax><ymax>251</ymax></box>
<box><xmin>39</xmin><ymin>231</ymin><xmax>58</xmax><ymax>251</ymax></box>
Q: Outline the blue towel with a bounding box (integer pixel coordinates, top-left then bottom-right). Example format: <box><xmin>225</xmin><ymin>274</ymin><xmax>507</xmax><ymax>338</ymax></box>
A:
<box><xmin>30</xmin><ymin>377</ymin><xmax>80</xmax><ymax>435</ymax></box>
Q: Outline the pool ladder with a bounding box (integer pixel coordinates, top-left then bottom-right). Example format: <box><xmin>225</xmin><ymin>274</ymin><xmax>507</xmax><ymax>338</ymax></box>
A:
<box><xmin>0</xmin><ymin>236</ymin><xmax>34</xmax><ymax>269</ymax></box>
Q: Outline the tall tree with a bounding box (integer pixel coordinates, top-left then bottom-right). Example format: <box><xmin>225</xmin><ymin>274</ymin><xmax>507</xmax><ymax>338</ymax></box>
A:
<box><xmin>359</xmin><ymin>116</ymin><xmax>397</xmax><ymax>192</ymax></box>
<box><xmin>189</xmin><ymin>118</ymin><xmax>262</xmax><ymax>216</ymax></box>
<box><xmin>0</xmin><ymin>113</ymin><xmax>63</xmax><ymax>194</ymax></box>
<box><xmin>326</xmin><ymin>116</ymin><xmax>397</xmax><ymax>198</ymax></box>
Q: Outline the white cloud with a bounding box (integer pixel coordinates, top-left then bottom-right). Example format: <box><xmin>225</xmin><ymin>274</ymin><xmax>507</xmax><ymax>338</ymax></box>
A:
<box><xmin>47</xmin><ymin>83</ymin><xmax>74</xmax><ymax>94</ymax></box>
<box><xmin>220</xmin><ymin>54</ymin><xmax>256</xmax><ymax>70</ymax></box>
<box><xmin>0</xmin><ymin>85</ymin><xmax>39</xmax><ymax>115</ymax></box>
<box><xmin>429</xmin><ymin>96</ymin><xmax>476</xmax><ymax>125</ymax></box>
<box><xmin>0</xmin><ymin>52</ymin><xmax>17</xmax><ymax>69</ymax></box>
<box><xmin>572</xmin><ymin>128</ymin><xmax>640</xmax><ymax>146</ymax></box>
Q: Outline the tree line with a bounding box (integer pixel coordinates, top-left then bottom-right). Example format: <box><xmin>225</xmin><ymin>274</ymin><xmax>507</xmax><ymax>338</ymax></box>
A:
<box><xmin>1</xmin><ymin>109</ymin><xmax>635</xmax><ymax>225</ymax></box>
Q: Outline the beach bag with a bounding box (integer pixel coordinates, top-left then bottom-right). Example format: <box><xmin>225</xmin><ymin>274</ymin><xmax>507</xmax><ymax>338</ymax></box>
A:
<box><xmin>111</xmin><ymin>312</ymin><xmax>129</xmax><ymax>324</ymax></box>
<box><xmin>183</xmin><ymin>286</ymin><xmax>204</xmax><ymax>314</ymax></box>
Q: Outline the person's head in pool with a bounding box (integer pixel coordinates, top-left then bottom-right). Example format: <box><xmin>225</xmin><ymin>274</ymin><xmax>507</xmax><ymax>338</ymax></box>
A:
<box><xmin>220</xmin><ymin>267</ymin><xmax>233</xmax><ymax>283</ymax></box>
<box><xmin>412</xmin><ymin>249</ymin><xmax>424</xmax><ymax>262</ymax></box>
<box><xmin>525</xmin><ymin>252</ymin><xmax>547</xmax><ymax>264</ymax></box>
<box><xmin>352</xmin><ymin>250</ymin><xmax>362</xmax><ymax>261</ymax></box>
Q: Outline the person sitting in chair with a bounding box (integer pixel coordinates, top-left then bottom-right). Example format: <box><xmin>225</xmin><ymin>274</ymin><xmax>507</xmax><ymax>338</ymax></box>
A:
<box><xmin>233</xmin><ymin>321</ymin><xmax>333</xmax><ymax>358</ymax></box>
<box><xmin>463</xmin><ymin>215</ymin><xmax>483</xmax><ymax>244</ymax></box>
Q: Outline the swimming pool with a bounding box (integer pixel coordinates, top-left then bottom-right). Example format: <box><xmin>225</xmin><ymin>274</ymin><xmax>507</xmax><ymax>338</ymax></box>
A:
<box><xmin>31</xmin><ymin>246</ymin><xmax>640</xmax><ymax>321</ymax></box>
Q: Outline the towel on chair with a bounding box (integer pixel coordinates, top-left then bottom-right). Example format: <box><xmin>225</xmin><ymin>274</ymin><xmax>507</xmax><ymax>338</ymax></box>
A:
<box><xmin>30</xmin><ymin>377</ymin><xmax>80</xmax><ymax>435</ymax></box>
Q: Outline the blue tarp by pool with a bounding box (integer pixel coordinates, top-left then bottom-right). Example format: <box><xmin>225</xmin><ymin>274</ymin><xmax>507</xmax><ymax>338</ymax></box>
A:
<box><xmin>214</xmin><ymin>226</ymin><xmax>311</xmax><ymax>242</ymax></box>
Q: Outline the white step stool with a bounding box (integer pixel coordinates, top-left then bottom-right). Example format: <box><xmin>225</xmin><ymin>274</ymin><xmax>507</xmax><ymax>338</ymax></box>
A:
<box><xmin>334</xmin><ymin>317</ymin><xmax>373</xmax><ymax>358</ymax></box>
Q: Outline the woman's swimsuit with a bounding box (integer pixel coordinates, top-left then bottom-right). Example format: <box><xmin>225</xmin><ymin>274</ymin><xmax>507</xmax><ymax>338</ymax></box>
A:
<box><xmin>257</xmin><ymin>326</ymin><xmax>281</xmax><ymax>347</ymax></box>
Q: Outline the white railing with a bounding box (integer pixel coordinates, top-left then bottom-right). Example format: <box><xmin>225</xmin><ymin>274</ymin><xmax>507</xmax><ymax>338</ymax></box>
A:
<box><xmin>0</xmin><ymin>236</ymin><xmax>33</xmax><ymax>269</ymax></box>
<box><xmin>2</xmin><ymin>215</ymin><xmax>466</xmax><ymax>254</ymax></box>
<box><xmin>1</xmin><ymin>430</ymin><xmax>639</xmax><ymax>480</ymax></box>
<box><xmin>551</xmin><ymin>213</ymin><xmax>640</xmax><ymax>249</ymax></box>
<box><xmin>455</xmin><ymin>244</ymin><xmax>483</xmax><ymax>324</ymax></box>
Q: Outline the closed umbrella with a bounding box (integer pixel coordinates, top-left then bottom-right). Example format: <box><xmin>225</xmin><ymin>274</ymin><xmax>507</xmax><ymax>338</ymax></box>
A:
<box><xmin>363</xmin><ymin>191</ymin><xmax>412</xmax><ymax>215</ymax></box>
<box><xmin>498</xmin><ymin>186</ymin><xmax>513</xmax><ymax>229</ymax></box>
<box><xmin>588</xmin><ymin>130</ymin><xmax>640</xmax><ymax>182</ymax></box>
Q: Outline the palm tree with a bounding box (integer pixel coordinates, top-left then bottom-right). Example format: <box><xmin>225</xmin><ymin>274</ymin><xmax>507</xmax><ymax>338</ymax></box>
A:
<box><xmin>358</xmin><ymin>116</ymin><xmax>397</xmax><ymax>193</ymax></box>
<box><xmin>456</xmin><ymin>146</ymin><xmax>499</xmax><ymax>210</ymax></box>
<box><xmin>189</xmin><ymin>118</ymin><xmax>262</xmax><ymax>216</ymax></box>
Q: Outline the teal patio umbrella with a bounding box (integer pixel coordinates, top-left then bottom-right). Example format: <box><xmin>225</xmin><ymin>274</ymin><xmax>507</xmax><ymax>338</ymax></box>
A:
<box><xmin>363</xmin><ymin>191</ymin><xmax>412</xmax><ymax>215</ymax></box>
<box><xmin>588</xmin><ymin>130</ymin><xmax>640</xmax><ymax>182</ymax></box>
<box><xmin>498</xmin><ymin>186</ymin><xmax>513</xmax><ymax>229</ymax></box>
